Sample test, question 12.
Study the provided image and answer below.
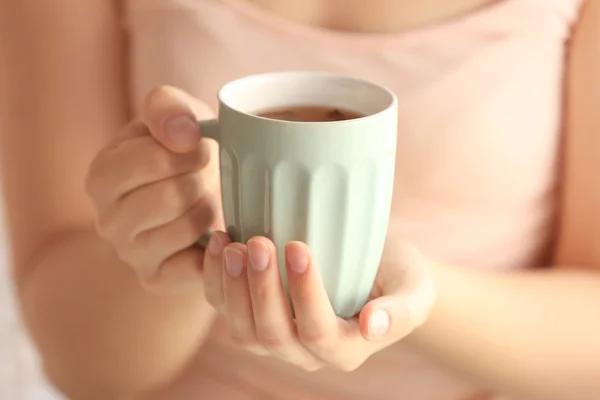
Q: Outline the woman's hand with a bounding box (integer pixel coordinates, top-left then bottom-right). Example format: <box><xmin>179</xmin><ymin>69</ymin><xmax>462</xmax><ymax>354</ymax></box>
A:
<box><xmin>203</xmin><ymin>233</ymin><xmax>436</xmax><ymax>371</ymax></box>
<box><xmin>85</xmin><ymin>86</ymin><xmax>221</xmax><ymax>293</ymax></box>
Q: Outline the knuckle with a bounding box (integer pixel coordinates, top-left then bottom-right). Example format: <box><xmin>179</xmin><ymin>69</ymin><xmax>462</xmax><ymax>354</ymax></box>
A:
<box><xmin>300</xmin><ymin>333</ymin><xmax>334</xmax><ymax>353</ymax></box>
<box><xmin>95</xmin><ymin>213</ymin><xmax>120</xmax><ymax>240</ymax></box>
<box><xmin>115</xmin><ymin>119</ymin><xmax>144</xmax><ymax>139</ymax></box>
<box><xmin>228</xmin><ymin>316</ymin><xmax>251</xmax><ymax>333</ymax></box>
<box><xmin>229</xmin><ymin>335</ymin><xmax>255</xmax><ymax>348</ymax></box>
<box><xmin>152</xmin><ymin>180</ymin><xmax>178</xmax><ymax>208</ymax></box>
<box><xmin>141</xmin><ymin>142</ymin><xmax>175</xmax><ymax>177</ymax></box>
<box><xmin>138</xmin><ymin>275</ymin><xmax>169</xmax><ymax>294</ymax></box>
<box><xmin>204</xmin><ymin>289</ymin><xmax>224</xmax><ymax>310</ymax></box>
<box><xmin>138</xmin><ymin>279</ymin><xmax>157</xmax><ymax>292</ymax></box>
<box><xmin>145</xmin><ymin>85</ymin><xmax>174</xmax><ymax>102</ymax></box>
<box><xmin>83</xmin><ymin>168</ymin><xmax>97</xmax><ymax>197</ymax></box>
<box><xmin>140</xmin><ymin>252</ymin><xmax>204</xmax><ymax>294</ymax></box>
<box><xmin>111</xmin><ymin>240</ymin><xmax>145</xmax><ymax>272</ymax></box>
<box><xmin>336</xmin><ymin>361</ymin><xmax>362</xmax><ymax>372</ymax></box>
<box><xmin>136</xmin><ymin>183</ymin><xmax>180</xmax><ymax>221</ymax></box>
<box><xmin>300</xmin><ymin>363</ymin><xmax>322</xmax><ymax>372</ymax></box>
<box><xmin>85</xmin><ymin>154</ymin><xmax>108</xmax><ymax>200</ymax></box>
<box><xmin>243</xmin><ymin>346</ymin><xmax>270</xmax><ymax>357</ymax></box>
<box><xmin>332</xmin><ymin>354</ymin><xmax>368</xmax><ymax>372</ymax></box>
<box><xmin>144</xmin><ymin>85</ymin><xmax>179</xmax><ymax>112</ymax></box>
<box><xmin>147</xmin><ymin>143</ymin><xmax>209</xmax><ymax>178</ymax></box>
<box><xmin>227</xmin><ymin>316</ymin><xmax>258</xmax><ymax>343</ymax></box>
<box><xmin>84</xmin><ymin>178</ymin><xmax>100</xmax><ymax>202</ymax></box>
<box><xmin>160</xmin><ymin>175</ymin><xmax>202</xmax><ymax>211</ymax></box>
<box><xmin>256</xmin><ymin>335</ymin><xmax>288</xmax><ymax>351</ymax></box>
<box><xmin>115</xmin><ymin>243</ymin><xmax>143</xmax><ymax>268</ymax></box>
<box><xmin>135</xmin><ymin>258</ymin><xmax>160</xmax><ymax>282</ymax></box>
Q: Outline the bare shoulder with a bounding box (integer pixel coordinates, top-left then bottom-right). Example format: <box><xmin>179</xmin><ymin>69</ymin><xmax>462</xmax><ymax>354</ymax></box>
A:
<box><xmin>0</xmin><ymin>0</ymin><xmax>128</xmax><ymax>283</ymax></box>
<box><xmin>553</xmin><ymin>0</ymin><xmax>600</xmax><ymax>266</ymax></box>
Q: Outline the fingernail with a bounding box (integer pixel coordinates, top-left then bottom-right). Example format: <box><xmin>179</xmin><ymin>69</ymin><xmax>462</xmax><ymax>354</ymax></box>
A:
<box><xmin>164</xmin><ymin>115</ymin><xmax>200</xmax><ymax>148</ymax></box>
<box><xmin>368</xmin><ymin>309</ymin><xmax>390</xmax><ymax>339</ymax></box>
<box><xmin>207</xmin><ymin>234</ymin><xmax>222</xmax><ymax>257</ymax></box>
<box><xmin>286</xmin><ymin>243</ymin><xmax>308</xmax><ymax>274</ymax></box>
<box><xmin>247</xmin><ymin>240</ymin><xmax>270</xmax><ymax>272</ymax></box>
<box><xmin>224</xmin><ymin>247</ymin><xmax>244</xmax><ymax>277</ymax></box>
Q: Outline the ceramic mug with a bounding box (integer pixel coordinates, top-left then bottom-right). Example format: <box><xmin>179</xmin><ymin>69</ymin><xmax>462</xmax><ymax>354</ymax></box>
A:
<box><xmin>199</xmin><ymin>71</ymin><xmax>397</xmax><ymax>318</ymax></box>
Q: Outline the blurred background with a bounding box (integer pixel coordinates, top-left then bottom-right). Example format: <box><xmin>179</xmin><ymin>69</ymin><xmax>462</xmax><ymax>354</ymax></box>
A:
<box><xmin>0</xmin><ymin>198</ymin><xmax>63</xmax><ymax>400</ymax></box>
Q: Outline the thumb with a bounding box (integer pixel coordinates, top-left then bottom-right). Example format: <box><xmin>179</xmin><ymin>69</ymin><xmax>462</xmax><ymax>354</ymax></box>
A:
<box><xmin>358</xmin><ymin>242</ymin><xmax>436</xmax><ymax>341</ymax></box>
<box><xmin>141</xmin><ymin>85</ymin><xmax>214</xmax><ymax>153</ymax></box>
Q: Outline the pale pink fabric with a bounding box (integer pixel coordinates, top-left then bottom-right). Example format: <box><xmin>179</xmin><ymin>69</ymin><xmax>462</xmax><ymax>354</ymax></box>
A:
<box><xmin>124</xmin><ymin>0</ymin><xmax>583</xmax><ymax>399</ymax></box>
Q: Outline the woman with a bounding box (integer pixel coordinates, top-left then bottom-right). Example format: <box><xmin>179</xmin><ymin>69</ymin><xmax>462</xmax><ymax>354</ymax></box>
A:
<box><xmin>0</xmin><ymin>0</ymin><xmax>598</xmax><ymax>399</ymax></box>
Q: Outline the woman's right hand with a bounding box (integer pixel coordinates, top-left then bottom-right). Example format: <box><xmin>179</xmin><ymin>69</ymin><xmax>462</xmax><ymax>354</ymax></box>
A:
<box><xmin>85</xmin><ymin>86</ymin><xmax>221</xmax><ymax>293</ymax></box>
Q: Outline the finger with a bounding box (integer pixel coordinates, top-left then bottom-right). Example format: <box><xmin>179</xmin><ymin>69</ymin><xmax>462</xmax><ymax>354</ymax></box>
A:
<box><xmin>141</xmin><ymin>86</ymin><xmax>212</xmax><ymax>153</ymax></box>
<box><xmin>246</xmin><ymin>237</ymin><xmax>322</xmax><ymax>370</ymax></box>
<box><xmin>96</xmin><ymin>172</ymin><xmax>212</xmax><ymax>242</ymax></box>
<box><xmin>108</xmin><ymin>119</ymin><xmax>149</xmax><ymax>147</ymax></box>
<box><xmin>87</xmin><ymin>136</ymin><xmax>212</xmax><ymax>206</ymax></box>
<box><xmin>203</xmin><ymin>231</ymin><xmax>231</xmax><ymax>312</ymax></box>
<box><xmin>86</xmin><ymin>120</ymin><xmax>149</xmax><ymax>205</ymax></box>
<box><xmin>140</xmin><ymin>247</ymin><xmax>206</xmax><ymax>294</ymax></box>
<box><xmin>127</xmin><ymin>196</ymin><xmax>217</xmax><ymax>277</ymax></box>
<box><xmin>359</xmin><ymin>242</ymin><xmax>436</xmax><ymax>341</ymax></box>
<box><xmin>285</xmin><ymin>243</ymin><xmax>341</xmax><ymax>351</ymax></box>
<box><xmin>222</xmin><ymin>243</ymin><xmax>257</xmax><ymax>346</ymax></box>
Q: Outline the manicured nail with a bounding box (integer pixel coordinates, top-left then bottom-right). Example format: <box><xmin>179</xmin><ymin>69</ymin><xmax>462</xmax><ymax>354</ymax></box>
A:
<box><xmin>206</xmin><ymin>234</ymin><xmax>222</xmax><ymax>257</ymax></box>
<box><xmin>224</xmin><ymin>247</ymin><xmax>244</xmax><ymax>277</ymax></box>
<box><xmin>286</xmin><ymin>243</ymin><xmax>308</xmax><ymax>274</ymax></box>
<box><xmin>247</xmin><ymin>240</ymin><xmax>270</xmax><ymax>272</ymax></box>
<box><xmin>164</xmin><ymin>114</ymin><xmax>200</xmax><ymax>148</ymax></box>
<box><xmin>368</xmin><ymin>309</ymin><xmax>390</xmax><ymax>339</ymax></box>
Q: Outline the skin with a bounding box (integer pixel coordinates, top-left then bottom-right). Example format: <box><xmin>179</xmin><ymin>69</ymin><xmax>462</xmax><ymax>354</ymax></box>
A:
<box><xmin>246</xmin><ymin>0</ymin><xmax>498</xmax><ymax>32</ymax></box>
<box><xmin>0</xmin><ymin>0</ymin><xmax>598</xmax><ymax>400</ymax></box>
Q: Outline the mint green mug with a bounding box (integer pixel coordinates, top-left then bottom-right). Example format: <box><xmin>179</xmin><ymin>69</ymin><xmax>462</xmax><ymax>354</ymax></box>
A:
<box><xmin>200</xmin><ymin>71</ymin><xmax>397</xmax><ymax>318</ymax></box>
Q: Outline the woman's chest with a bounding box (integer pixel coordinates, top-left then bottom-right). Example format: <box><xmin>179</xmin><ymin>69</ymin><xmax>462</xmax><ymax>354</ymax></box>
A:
<box><xmin>127</xmin><ymin>0</ymin><xmax>568</xmax><ymax>269</ymax></box>
<box><xmin>242</xmin><ymin>0</ymin><xmax>496</xmax><ymax>33</ymax></box>
<box><xmin>128</xmin><ymin>0</ymin><xmax>565</xmax><ymax>199</ymax></box>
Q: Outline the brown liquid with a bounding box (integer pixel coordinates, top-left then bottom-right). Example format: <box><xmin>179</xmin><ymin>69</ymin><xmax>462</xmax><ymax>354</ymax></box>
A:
<box><xmin>256</xmin><ymin>105</ymin><xmax>364</xmax><ymax>122</ymax></box>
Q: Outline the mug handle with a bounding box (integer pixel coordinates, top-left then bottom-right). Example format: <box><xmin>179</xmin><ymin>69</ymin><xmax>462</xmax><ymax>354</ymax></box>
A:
<box><xmin>198</xmin><ymin>118</ymin><xmax>220</xmax><ymax>141</ymax></box>
<box><xmin>196</xmin><ymin>118</ymin><xmax>220</xmax><ymax>249</ymax></box>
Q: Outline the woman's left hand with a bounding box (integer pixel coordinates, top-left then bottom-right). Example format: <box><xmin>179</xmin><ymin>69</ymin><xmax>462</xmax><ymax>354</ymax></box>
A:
<box><xmin>202</xmin><ymin>233</ymin><xmax>437</xmax><ymax>371</ymax></box>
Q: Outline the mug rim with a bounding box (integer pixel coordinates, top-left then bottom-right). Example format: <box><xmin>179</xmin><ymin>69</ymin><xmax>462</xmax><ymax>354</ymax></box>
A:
<box><xmin>216</xmin><ymin>71</ymin><xmax>397</xmax><ymax>125</ymax></box>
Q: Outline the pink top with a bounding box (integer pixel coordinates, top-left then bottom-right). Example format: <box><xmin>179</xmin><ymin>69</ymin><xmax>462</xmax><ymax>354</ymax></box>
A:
<box><xmin>124</xmin><ymin>0</ymin><xmax>582</xmax><ymax>399</ymax></box>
